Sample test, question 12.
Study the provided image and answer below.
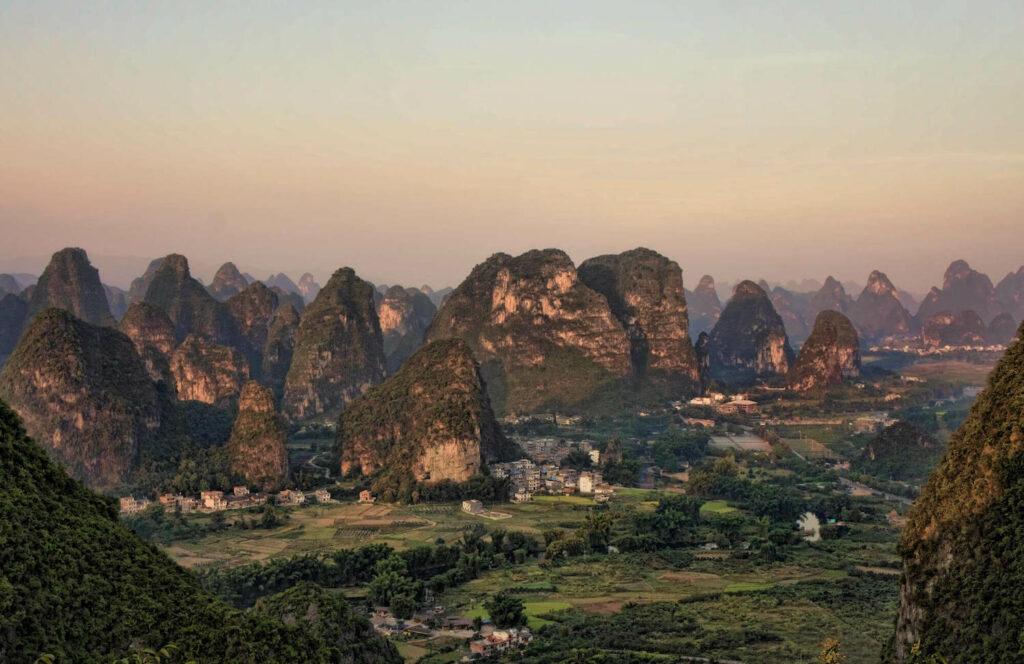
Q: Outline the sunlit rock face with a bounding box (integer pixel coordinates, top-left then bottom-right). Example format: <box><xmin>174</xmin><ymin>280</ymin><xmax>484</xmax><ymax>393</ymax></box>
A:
<box><xmin>702</xmin><ymin>281</ymin><xmax>794</xmax><ymax>384</ymax></box>
<box><xmin>787</xmin><ymin>310</ymin><xmax>861</xmax><ymax>392</ymax></box>
<box><xmin>916</xmin><ymin>260</ymin><xmax>1002</xmax><ymax>324</ymax></box>
<box><xmin>297</xmin><ymin>273</ymin><xmax>320</xmax><ymax>304</ymax></box>
<box><xmin>169</xmin><ymin>335</ymin><xmax>249</xmax><ymax>405</ymax></box>
<box><xmin>920</xmin><ymin>310</ymin><xmax>988</xmax><ymax>348</ymax></box>
<box><xmin>426</xmin><ymin>249</ymin><xmax>631</xmax><ymax>414</ymax></box>
<box><xmin>225</xmin><ymin>381</ymin><xmax>289</xmax><ymax>491</ymax></box>
<box><xmin>0</xmin><ymin>308</ymin><xmax>161</xmax><ymax>490</ymax></box>
<box><xmin>376</xmin><ymin>285</ymin><xmax>437</xmax><ymax>374</ymax></box>
<box><xmin>119</xmin><ymin>301</ymin><xmax>178</xmax><ymax>387</ymax></box>
<box><xmin>27</xmin><ymin>248</ymin><xmax>116</xmax><ymax>328</ymax></box>
<box><xmin>848</xmin><ymin>270</ymin><xmax>914</xmax><ymax>341</ymax></box>
<box><xmin>577</xmin><ymin>247</ymin><xmax>700</xmax><ymax>385</ymax></box>
<box><xmin>337</xmin><ymin>338</ymin><xmax>515</xmax><ymax>495</ymax></box>
<box><xmin>282</xmin><ymin>267</ymin><xmax>386</xmax><ymax>420</ymax></box>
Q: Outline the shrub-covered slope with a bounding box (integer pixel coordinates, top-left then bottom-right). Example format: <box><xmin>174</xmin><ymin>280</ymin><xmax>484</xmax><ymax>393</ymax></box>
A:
<box><xmin>0</xmin><ymin>398</ymin><xmax>401</xmax><ymax>663</ymax></box>
<box><xmin>889</xmin><ymin>322</ymin><xmax>1024</xmax><ymax>662</ymax></box>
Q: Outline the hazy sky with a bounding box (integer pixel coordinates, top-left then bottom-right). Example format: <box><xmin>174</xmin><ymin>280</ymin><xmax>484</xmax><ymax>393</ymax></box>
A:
<box><xmin>1</xmin><ymin>1</ymin><xmax>1022</xmax><ymax>291</ymax></box>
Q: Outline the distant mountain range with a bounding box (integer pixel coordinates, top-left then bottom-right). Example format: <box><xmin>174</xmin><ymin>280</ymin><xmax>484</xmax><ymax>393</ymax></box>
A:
<box><xmin>0</xmin><ymin>246</ymin><xmax>1021</xmax><ymax>491</ymax></box>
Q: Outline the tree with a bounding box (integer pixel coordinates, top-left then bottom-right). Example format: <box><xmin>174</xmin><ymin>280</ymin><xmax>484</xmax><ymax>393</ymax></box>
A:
<box><xmin>818</xmin><ymin>638</ymin><xmax>846</xmax><ymax>663</ymax></box>
<box><xmin>484</xmin><ymin>590</ymin><xmax>526</xmax><ymax>628</ymax></box>
<box><xmin>390</xmin><ymin>593</ymin><xmax>416</xmax><ymax>620</ymax></box>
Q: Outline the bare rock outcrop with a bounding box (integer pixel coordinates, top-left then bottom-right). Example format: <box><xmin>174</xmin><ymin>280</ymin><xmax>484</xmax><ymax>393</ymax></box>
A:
<box><xmin>169</xmin><ymin>335</ymin><xmax>249</xmax><ymax>405</ymax></box>
<box><xmin>377</xmin><ymin>285</ymin><xmax>437</xmax><ymax>373</ymax></box>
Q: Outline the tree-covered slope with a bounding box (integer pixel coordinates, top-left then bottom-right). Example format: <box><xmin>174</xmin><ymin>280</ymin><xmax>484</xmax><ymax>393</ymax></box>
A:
<box><xmin>0</xmin><ymin>398</ymin><xmax>400</xmax><ymax>663</ymax></box>
<box><xmin>888</xmin><ymin>322</ymin><xmax>1024</xmax><ymax>662</ymax></box>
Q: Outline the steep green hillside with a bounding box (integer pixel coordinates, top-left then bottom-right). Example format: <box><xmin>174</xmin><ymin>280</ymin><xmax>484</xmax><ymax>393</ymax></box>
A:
<box><xmin>0</xmin><ymin>398</ymin><xmax>400</xmax><ymax>663</ymax></box>
<box><xmin>889</xmin><ymin>323</ymin><xmax>1024</xmax><ymax>661</ymax></box>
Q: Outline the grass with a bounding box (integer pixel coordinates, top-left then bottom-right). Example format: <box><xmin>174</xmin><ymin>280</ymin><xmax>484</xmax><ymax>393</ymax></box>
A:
<box><xmin>699</xmin><ymin>500</ymin><xmax>736</xmax><ymax>514</ymax></box>
<box><xmin>465</xmin><ymin>599</ymin><xmax>573</xmax><ymax>630</ymax></box>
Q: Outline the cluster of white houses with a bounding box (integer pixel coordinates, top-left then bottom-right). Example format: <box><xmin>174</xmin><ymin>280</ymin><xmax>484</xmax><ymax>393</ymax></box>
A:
<box><xmin>489</xmin><ymin>459</ymin><xmax>614</xmax><ymax>503</ymax></box>
<box><xmin>470</xmin><ymin>627</ymin><xmax>533</xmax><ymax>657</ymax></box>
<box><xmin>119</xmin><ymin>486</ymin><xmax>332</xmax><ymax>515</ymax></box>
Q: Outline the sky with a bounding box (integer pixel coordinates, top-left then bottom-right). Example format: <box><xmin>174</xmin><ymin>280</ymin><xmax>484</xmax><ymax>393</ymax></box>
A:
<box><xmin>1</xmin><ymin>0</ymin><xmax>1022</xmax><ymax>292</ymax></box>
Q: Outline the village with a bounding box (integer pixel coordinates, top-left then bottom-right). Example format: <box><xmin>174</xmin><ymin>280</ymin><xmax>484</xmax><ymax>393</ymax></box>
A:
<box><xmin>118</xmin><ymin>485</ymin><xmax>336</xmax><ymax>516</ymax></box>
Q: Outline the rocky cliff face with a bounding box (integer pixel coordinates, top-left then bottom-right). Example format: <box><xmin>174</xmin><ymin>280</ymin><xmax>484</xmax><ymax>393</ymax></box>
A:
<box><xmin>337</xmin><ymin>338</ymin><xmax>514</xmax><ymax>492</ymax></box>
<box><xmin>207</xmin><ymin>262</ymin><xmax>249</xmax><ymax>301</ymax></box>
<box><xmin>0</xmin><ymin>308</ymin><xmax>161</xmax><ymax>489</ymax></box>
<box><xmin>889</xmin><ymin>322</ymin><xmax>1024</xmax><ymax>662</ymax></box>
<box><xmin>577</xmin><ymin>247</ymin><xmax>700</xmax><ymax>384</ymax></box>
<box><xmin>27</xmin><ymin>248</ymin><xmax>115</xmax><ymax>328</ymax></box>
<box><xmin>265</xmin><ymin>273</ymin><xmax>300</xmax><ymax>295</ymax></box>
<box><xmin>118</xmin><ymin>301</ymin><xmax>178</xmax><ymax>386</ymax></box>
<box><xmin>104</xmin><ymin>284</ymin><xmax>129</xmax><ymax>320</ymax></box>
<box><xmin>848</xmin><ymin>270</ymin><xmax>914</xmax><ymax>341</ymax></box>
<box><xmin>769</xmin><ymin>287</ymin><xmax>811</xmax><ymax>343</ymax></box>
<box><xmin>0</xmin><ymin>294</ymin><xmax>28</xmax><ymax>367</ymax></box>
<box><xmin>686</xmin><ymin>275</ymin><xmax>722</xmax><ymax>338</ymax></box>
<box><xmin>994</xmin><ymin>266</ymin><xmax>1024</xmax><ymax>321</ymax></box>
<box><xmin>169</xmin><ymin>335</ymin><xmax>250</xmax><ymax>405</ymax></box>
<box><xmin>377</xmin><ymin>285</ymin><xmax>437</xmax><ymax>373</ymax></box>
<box><xmin>425</xmin><ymin>249</ymin><xmax>631</xmax><ymax>414</ymax></box>
<box><xmin>126</xmin><ymin>257</ymin><xmax>164</xmax><ymax>304</ymax></box>
<box><xmin>986</xmin><ymin>312</ymin><xmax>1019</xmax><ymax>346</ymax></box>
<box><xmin>920</xmin><ymin>310</ymin><xmax>988</xmax><ymax>348</ymax></box>
<box><xmin>297</xmin><ymin>272</ymin><xmax>320</xmax><ymax>303</ymax></box>
<box><xmin>224</xmin><ymin>381</ymin><xmax>289</xmax><ymax>490</ymax></box>
<box><xmin>225</xmin><ymin>281</ymin><xmax>279</xmax><ymax>376</ymax></box>
<box><xmin>805</xmin><ymin>276</ymin><xmax>852</xmax><ymax>320</ymax></box>
<box><xmin>282</xmin><ymin>268</ymin><xmax>386</xmax><ymax>420</ymax></box>
<box><xmin>787</xmin><ymin>310</ymin><xmax>861</xmax><ymax>392</ymax></box>
<box><xmin>261</xmin><ymin>303</ymin><xmax>299</xmax><ymax>403</ymax></box>
<box><xmin>916</xmin><ymin>260</ymin><xmax>1002</xmax><ymax>324</ymax></box>
<box><xmin>144</xmin><ymin>254</ymin><xmax>239</xmax><ymax>345</ymax></box>
<box><xmin>420</xmin><ymin>285</ymin><xmax>453</xmax><ymax>308</ymax></box>
<box><xmin>702</xmin><ymin>281</ymin><xmax>794</xmax><ymax>383</ymax></box>
<box><xmin>270</xmin><ymin>285</ymin><xmax>305</xmax><ymax>314</ymax></box>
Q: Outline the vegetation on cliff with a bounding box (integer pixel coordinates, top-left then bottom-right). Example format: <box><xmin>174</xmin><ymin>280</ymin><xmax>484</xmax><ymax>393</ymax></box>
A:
<box><xmin>0</xmin><ymin>308</ymin><xmax>161</xmax><ymax>489</ymax></box>
<box><xmin>788</xmin><ymin>310</ymin><xmax>861</xmax><ymax>392</ymax></box>
<box><xmin>26</xmin><ymin>247</ymin><xmax>116</xmax><ymax>328</ymax></box>
<box><xmin>889</xmin><ymin>323</ymin><xmax>1024</xmax><ymax>661</ymax></box>
<box><xmin>702</xmin><ymin>281</ymin><xmax>794</xmax><ymax>384</ymax></box>
<box><xmin>0</xmin><ymin>398</ymin><xmax>400</xmax><ymax>663</ymax></box>
<box><xmin>426</xmin><ymin>249</ymin><xmax>631</xmax><ymax>414</ymax></box>
<box><xmin>338</xmin><ymin>338</ymin><xmax>517</xmax><ymax>499</ymax></box>
<box><xmin>283</xmin><ymin>267</ymin><xmax>386</xmax><ymax>420</ymax></box>
<box><xmin>224</xmin><ymin>381</ymin><xmax>289</xmax><ymax>491</ymax></box>
<box><xmin>143</xmin><ymin>254</ymin><xmax>238</xmax><ymax>345</ymax></box>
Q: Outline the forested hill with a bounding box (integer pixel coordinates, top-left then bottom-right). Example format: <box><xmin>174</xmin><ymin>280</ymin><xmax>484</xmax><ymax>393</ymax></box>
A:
<box><xmin>0</xmin><ymin>398</ymin><xmax>400</xmax><ymax>664</ymax></box>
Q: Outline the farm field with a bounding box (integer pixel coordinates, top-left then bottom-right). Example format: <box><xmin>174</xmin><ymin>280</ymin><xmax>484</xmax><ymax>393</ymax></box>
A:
<box><xmin>161</xmin><ymin>493</ymin><xmax>638</xmax><ymax>568</ymax></box>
